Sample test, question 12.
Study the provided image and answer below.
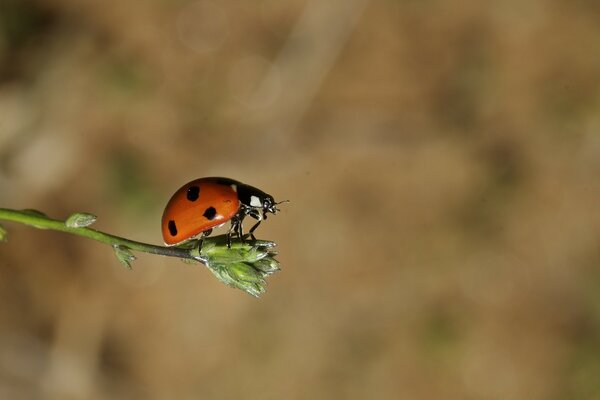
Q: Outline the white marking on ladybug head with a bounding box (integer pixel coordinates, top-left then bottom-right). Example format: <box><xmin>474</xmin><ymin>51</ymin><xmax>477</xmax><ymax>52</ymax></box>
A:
<box><xmin>250</xmin><ymin>195</ymin><xmax>262</xmax><ymax>208</ymax></box>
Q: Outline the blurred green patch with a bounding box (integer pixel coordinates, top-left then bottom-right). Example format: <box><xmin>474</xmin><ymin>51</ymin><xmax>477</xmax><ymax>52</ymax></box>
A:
<box><xmin>98</xmin><ymin>56</ymin><xmax>153</xmax><ymax>97</ymax></box>
<box><xmin>562</xmin><ymin>335</ymin><xmax>600</xmax><ymax>400</ymax></box>
<box><xmin>106</xmin><ymin>148</ymin><xmax>160</xmax><ymax>217</ymax></box>
<box><xmin>419</xmin><ymin>305</ymin><xmax>464</xmax><ymax>361</ymax></box>
<box><xmin>558</xmin><ymin>317</ymin><xmax>600</xmax><ymax>400</ymax></box>
<box><xmin>558</xmin><ymin>251</ymin><xmax>600</xmax><ymax>399</ymax></box>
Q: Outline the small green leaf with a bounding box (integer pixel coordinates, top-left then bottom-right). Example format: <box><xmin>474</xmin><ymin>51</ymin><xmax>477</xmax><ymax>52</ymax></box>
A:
<box><xmin>113</xmin><ymin>245</ymin><xmax>136</xmax><ymax>270</ymax></box>
<box><xmin>0</xmin><ymin>224</ymin><xmax>7</xmax><ymax>242</ymax></box>
<box><xmin>19</xmin><ymin>209</ymin><xmax>50</xmax><ymax>229</ymax></box>
<box><xmin>65</xmin><ymin>212</ymin><xmax>97</xmax><ymax>228</ymax></box>
<box><xmin>21</xmin><ymin>209</ymin><xmax>47</xmax><ymax>217</ymax></box>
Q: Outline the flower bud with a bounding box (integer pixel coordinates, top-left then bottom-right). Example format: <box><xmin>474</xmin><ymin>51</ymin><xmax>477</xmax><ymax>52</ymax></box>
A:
<box><xmin>66</xmin><ymin>212</ymin><xmax>97</xmax><ymax>228</ymax></box>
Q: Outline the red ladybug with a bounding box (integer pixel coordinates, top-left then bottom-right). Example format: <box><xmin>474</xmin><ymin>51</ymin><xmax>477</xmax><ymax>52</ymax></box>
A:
<box><xmin>161</xmin><ymin>177</ymin><xmax>284</xmax><ymax>247</ymax></box>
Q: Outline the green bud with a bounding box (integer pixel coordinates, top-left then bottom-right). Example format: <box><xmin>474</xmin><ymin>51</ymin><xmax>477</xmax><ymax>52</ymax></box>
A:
<box><xmin>228</xmin><ymin>262</ymin><xmax>266</xmax><ymax>284</ymax></box>
<box><xmin>113</xmin><ymin>245</ymin><xmax>136</xmax><ymax>270</ymax></box>
<box><xmin>213</xmin><ymin>266</ymin><xmax>266</xmax><ymax>297</ymax></box>
<box><xmin>197</xmin><ymin>235</ymin><xmax>280</xmax><ymax>297</ymax></box>
<box><xmin>0</xmin><ymin>224</ymin><xmax>7</xmax><ymax>242</ymax></box>
<box><xmin>253</xmin><ymin>258</ymin><xmax>280</xmax><ymax>274</ymax></box>
<box><xmin>65</xmin><ymin>212</ymin><xmax>98</xmax><ymax>228</ymax></box>
<box><xmin>236</xmin><ymin>281</ymin><xmax>266</xmax><ymax>298</ymax></box>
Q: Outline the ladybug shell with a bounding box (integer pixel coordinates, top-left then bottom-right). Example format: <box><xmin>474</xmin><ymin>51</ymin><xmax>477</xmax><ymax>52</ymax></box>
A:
<box><xmin>161</xmin><ymin>178</ymin><xmax>240</xmax><ymax>246</ymax></box>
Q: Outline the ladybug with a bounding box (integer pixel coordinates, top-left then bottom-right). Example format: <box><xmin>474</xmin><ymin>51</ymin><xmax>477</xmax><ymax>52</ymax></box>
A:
<box><xmin>161</xmin><ymin>177</ymin><xmax>284</xmax><ymax>247</ymax></box>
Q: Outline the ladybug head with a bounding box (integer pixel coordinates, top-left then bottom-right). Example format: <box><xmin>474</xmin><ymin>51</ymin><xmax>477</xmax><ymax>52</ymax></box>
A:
<box><xmin>261</xmin><ymin>195</ymin><xmax>276</xmax><ymax>214</ymax></box>
<box><xmin>262</xmin><ymin>196</ymin><xmax>289</xmax><ymax>215</ymax></box>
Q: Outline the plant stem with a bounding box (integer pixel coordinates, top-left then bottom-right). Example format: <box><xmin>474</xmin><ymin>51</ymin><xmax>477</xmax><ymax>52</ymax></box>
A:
<box><xmin>0</xmin><ymin>208</ymin><xmax>193</xmax><ymax>260</ymax></box>
<box><xmin>0</xmin><ymin>207</ymin><xmax>281</xmax><ymax>297</ymax></box>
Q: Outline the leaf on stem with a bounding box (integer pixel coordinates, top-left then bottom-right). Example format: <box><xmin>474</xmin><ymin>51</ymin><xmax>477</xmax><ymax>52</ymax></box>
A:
<box><xmin>19</xmin><ymin>209</ymin><xmax>51</xmax><ymax>229</ymax></box>
<box><xmin>0</xmin><ymin>224</ymin><xmax>7</xmax><ymax>242</ymax></box>
<box><xmin>113</xmin><ymin>244</ymin><xmax>136</xmax><ymax>270</ymax></box>
<box><xmin>66</xmin><ymin>212</ymin><xmax>98</xmax><ymax>228</ymax></box>
<box><xmin>21</xmin><ymin>209</ymin><xmax>47</xmax><ymax>217</ymax></box>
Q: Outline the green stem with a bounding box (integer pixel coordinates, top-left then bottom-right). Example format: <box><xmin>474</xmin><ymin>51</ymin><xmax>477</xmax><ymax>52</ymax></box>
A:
<box><xmin>0</xmin><ymin>207</ymin><xmax>281</xmax><ymax>297</ymax></box>
<box><xmin>0</xmin><ymin>208</ymin><xmax>194</xmax><ymax>260</ymax></box>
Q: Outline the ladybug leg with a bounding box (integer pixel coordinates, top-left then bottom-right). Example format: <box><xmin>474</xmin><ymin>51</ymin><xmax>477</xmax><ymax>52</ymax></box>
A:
<box><xmin>227</xmin><ymin>215</ymin><xmax>248</xmax><ymax>248</ymax></box>
<box><xmin>232</xmin><ymin>205</ymin><xmax>251</xmax><ymax>244</ymax></box>
<box><xmin>227</xmin><ymin>220</ymin><xmax>239</xmax><ymax>248</ymax></box>
<box><xmin>248</xmin><ymin>220</ymin><xmax>261</xmax><ymax>241</ymax></box>
<box><xmin>237</xmin><ymin>218</ymin><xmax>245</xmax><ymax>244</ymax></box>
<box><xmin>247</xmin><ymin>211</ymin><xmax>265</xmax><ymax>241</ymax></box>
<box><xmin>198</xmin><ymin>228</ymin><xmax>213</xmax><ymax>250</ymax></box>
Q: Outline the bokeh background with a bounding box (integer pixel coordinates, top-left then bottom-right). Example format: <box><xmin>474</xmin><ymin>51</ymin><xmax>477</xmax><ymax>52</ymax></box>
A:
<box><xmin>1</xmin><ymin>0</ymin><xmax>600</xmax><ymax>399</ymax></box>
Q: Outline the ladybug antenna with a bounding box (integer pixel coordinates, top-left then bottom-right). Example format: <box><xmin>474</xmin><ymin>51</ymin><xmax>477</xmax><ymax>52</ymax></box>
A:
<box><xmin>274</xmin><ymin>199</ymin><xmax>289</xmax><ymax>213</ymax></box>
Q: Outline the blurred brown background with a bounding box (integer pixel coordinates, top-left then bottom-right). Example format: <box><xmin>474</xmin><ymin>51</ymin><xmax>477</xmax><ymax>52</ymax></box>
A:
<box><xmin>1</xmin><ymin>0</ymin><xmax>600</xmax><ymax>399</ymax></box>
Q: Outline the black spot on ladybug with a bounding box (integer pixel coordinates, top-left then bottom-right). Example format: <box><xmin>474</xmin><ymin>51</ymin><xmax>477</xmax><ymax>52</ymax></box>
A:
<box><xmin>187</xmin><ymin>186</ymin><xmax>200</xmax><ymax>201</ymax></box>
<box><xmin>203</xmin><ymin>207</ymin><xmax>217</xmax><ymax>220</ymax></box>
<box><xmin>168</xmin><ymin>220</ymin><xmax>178</xmax><ymax>236</ymax></box>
